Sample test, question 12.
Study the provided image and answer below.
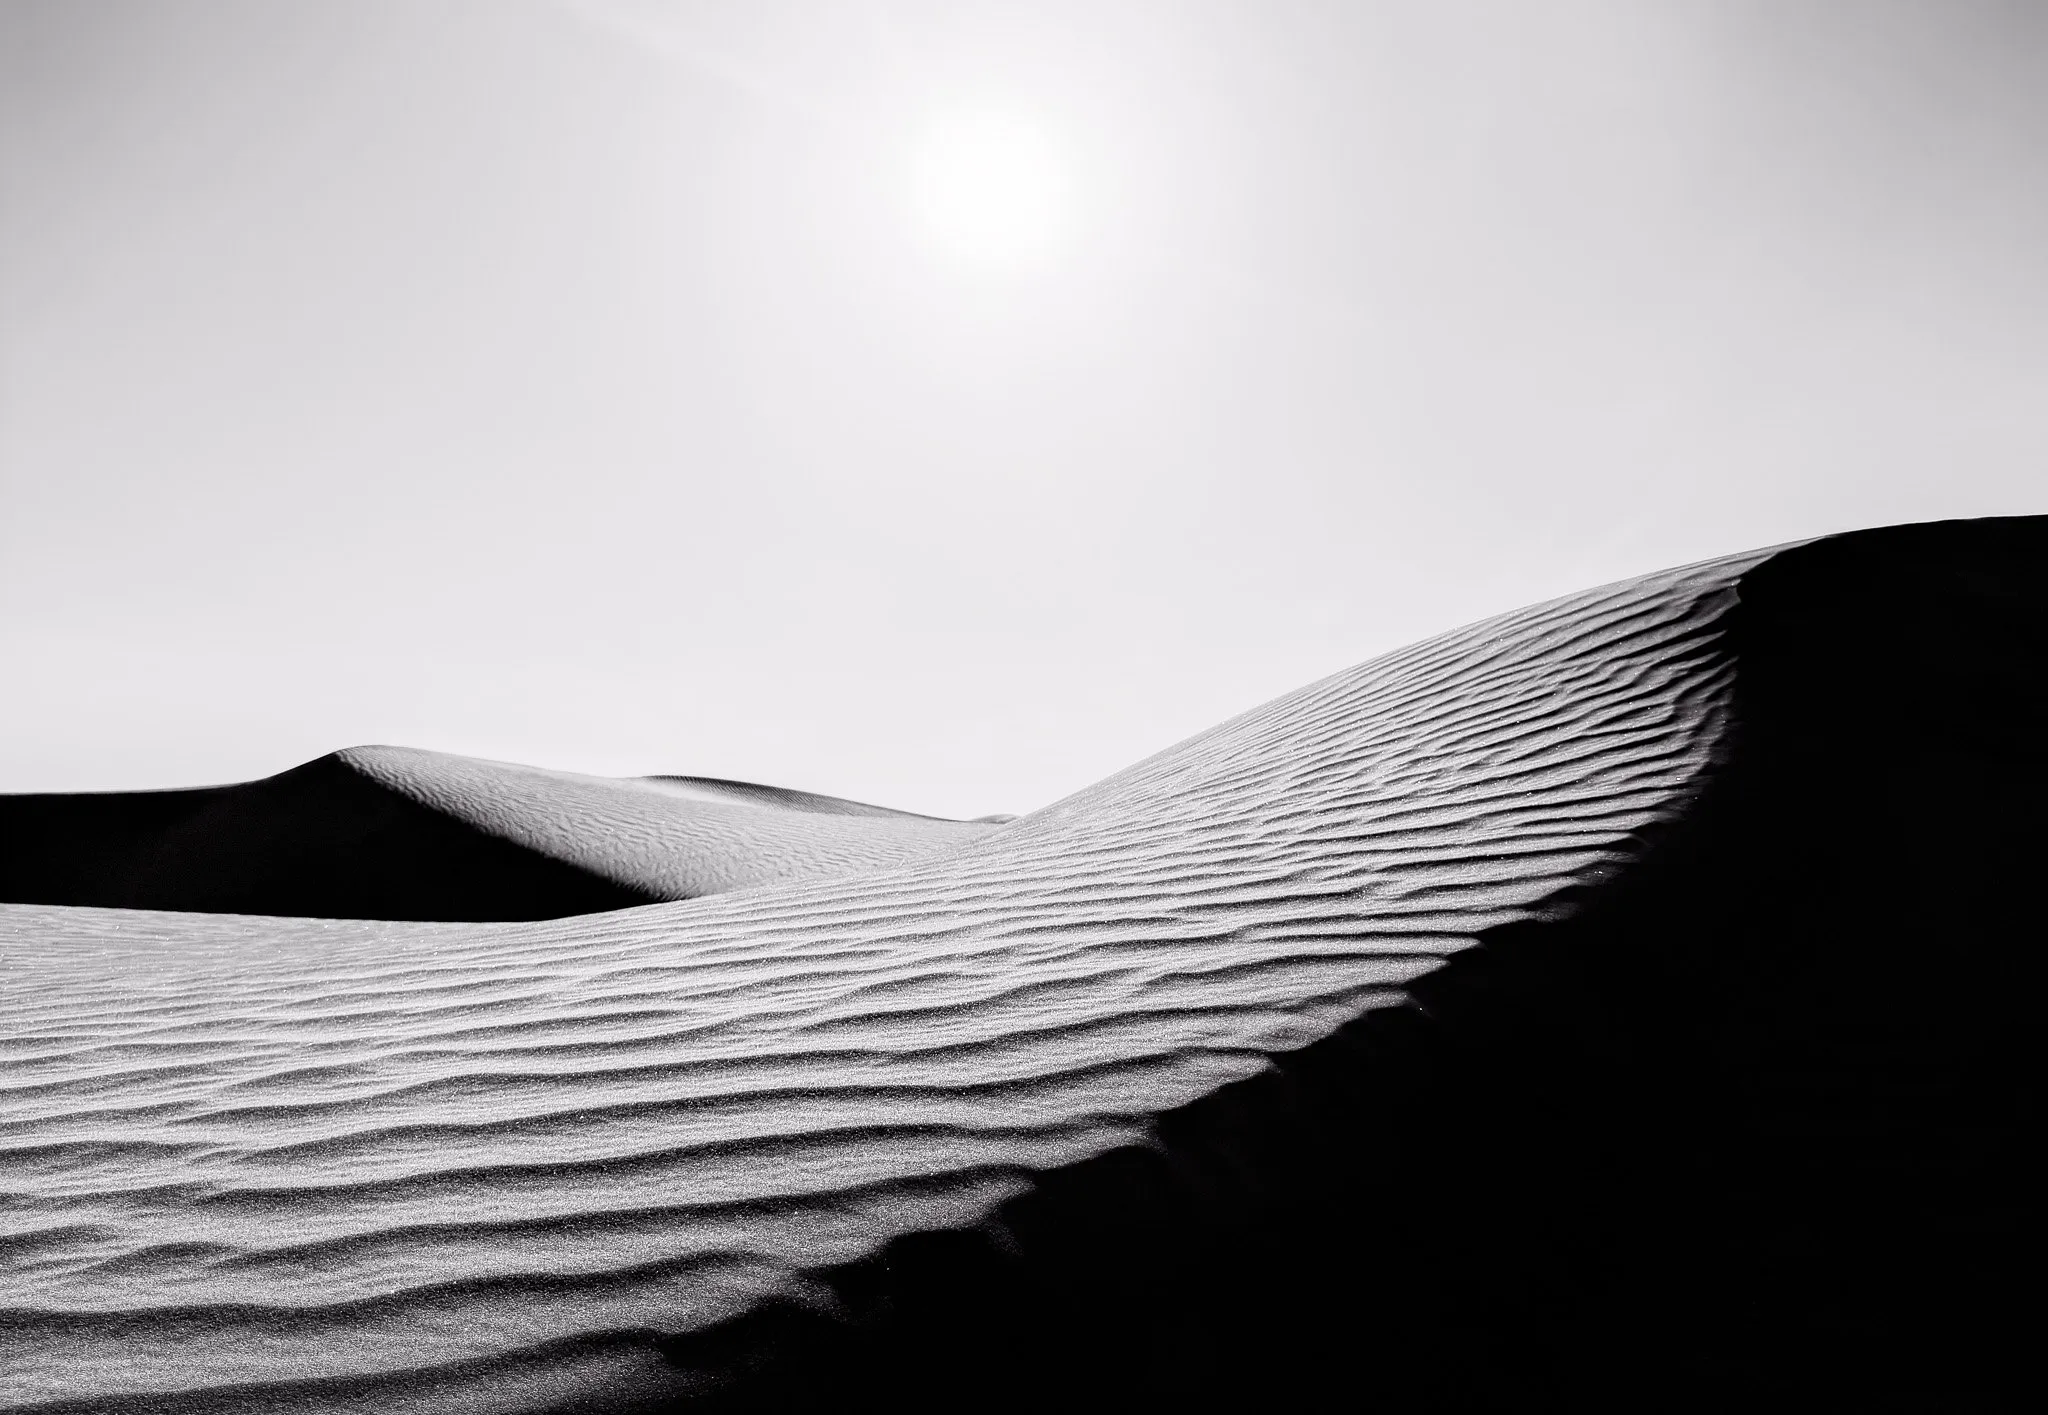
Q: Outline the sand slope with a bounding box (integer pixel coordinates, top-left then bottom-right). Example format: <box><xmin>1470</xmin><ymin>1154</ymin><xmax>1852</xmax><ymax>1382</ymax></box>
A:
<box><xmin>0</xmin><ymin>517</ymin><xmax>2037</xmax><ymax>1411</ymax></box>
<box><xmin>0</xmin><ymin>751</ymin><xmax>1002</xmax><ymax>921</ymax></box>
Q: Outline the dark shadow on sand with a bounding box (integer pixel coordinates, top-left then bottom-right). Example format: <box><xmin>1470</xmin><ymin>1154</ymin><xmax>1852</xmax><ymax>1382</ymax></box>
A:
<box><xmin>643</xmin><ymin>518</ymin><xmax>2040</xmax><ymax>1412</ymax></box>
<box><xmin>0</xmin><ymin>755</ymin><xmax>654</xmax><ymax>921</ymax></box>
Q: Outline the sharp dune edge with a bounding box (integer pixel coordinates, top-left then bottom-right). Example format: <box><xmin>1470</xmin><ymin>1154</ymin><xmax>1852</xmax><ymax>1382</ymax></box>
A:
<box><xmin>0</xmin><ymin>752</ymin><xmax>1003</xmax><ymax>920</ymax></box>
<box><xmin>0</xmin><ymin>518</ymin><xmax>2037</xmax><ymax>1411</ymax></box>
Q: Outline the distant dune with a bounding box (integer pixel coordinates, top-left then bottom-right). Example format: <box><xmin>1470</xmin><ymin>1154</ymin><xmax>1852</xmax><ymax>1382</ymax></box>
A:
<box><xmin>0</xmin><ymin>517</ymin><xmax>2037</xmax><ymax>1412</ymax></box>
<box><xmin>0</xmin><ymin>748</ymin><xmax>1002</xmax><ymax>920</ymax></box>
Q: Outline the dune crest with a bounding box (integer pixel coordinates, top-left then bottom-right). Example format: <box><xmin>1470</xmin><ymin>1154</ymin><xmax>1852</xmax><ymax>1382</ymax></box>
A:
<box><xmin>0</xmin><ymin>750</ymin><xmax>1002</xmax><ymax>921</ymax></box>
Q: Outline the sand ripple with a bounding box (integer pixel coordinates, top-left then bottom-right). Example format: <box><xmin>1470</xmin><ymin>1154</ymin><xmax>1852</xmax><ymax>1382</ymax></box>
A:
<box><xmin>0</xmin><ymin>551</ymin><xmax>1759</xmax><ymax>1409</ymax></box>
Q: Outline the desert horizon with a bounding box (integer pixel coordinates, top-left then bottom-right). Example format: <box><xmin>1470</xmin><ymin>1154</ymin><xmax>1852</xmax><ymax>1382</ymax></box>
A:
<box><xmin>6</xmin><ymin>0</ymin><xmax>2046</xmax><ymax>819</ymax></box>
<box><xmin>5</xmin><ymin>2</ymin><xmax>2042</xmax><ymax>1408</ymax></box>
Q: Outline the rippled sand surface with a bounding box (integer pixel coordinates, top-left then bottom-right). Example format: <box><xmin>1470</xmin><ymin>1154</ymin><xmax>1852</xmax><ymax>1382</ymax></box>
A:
<box><xmin>3</xmin><ymin>519</ymin><xmax>2037</xmax><ymax>1411</ymax></box>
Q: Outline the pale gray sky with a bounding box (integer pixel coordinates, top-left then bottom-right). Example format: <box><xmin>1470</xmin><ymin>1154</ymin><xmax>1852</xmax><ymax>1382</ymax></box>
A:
<box><xmin>3</xmin><ymin>0</ymin><xmax>2043</xmax><ymax>817</ymax></box>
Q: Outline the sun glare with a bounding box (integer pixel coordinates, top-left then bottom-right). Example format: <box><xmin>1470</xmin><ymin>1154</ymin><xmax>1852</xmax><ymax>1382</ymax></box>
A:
<box><xmin>908</xmin><ymin>113</ymin><xmax>1076</xmax><ymax>269</ymax></box>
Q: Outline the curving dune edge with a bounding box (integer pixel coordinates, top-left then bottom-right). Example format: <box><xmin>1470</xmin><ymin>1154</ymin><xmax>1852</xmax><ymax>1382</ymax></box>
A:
<box><xmin>0</xmin><ymin>752</ymin><xmax>1002</xmax><ymax>921</ymax></box>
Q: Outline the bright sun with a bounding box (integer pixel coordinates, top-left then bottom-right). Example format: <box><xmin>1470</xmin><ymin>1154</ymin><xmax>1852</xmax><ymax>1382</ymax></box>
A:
<box><xmin>907</xmin><ymin>113</ymin><xmax>1076</xmax><ymax>269</ymax></box>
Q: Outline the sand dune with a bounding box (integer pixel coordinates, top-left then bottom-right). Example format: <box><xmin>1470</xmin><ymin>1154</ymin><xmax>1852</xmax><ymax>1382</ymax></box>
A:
<box><xmin>0</xmin><ymin>517</ymin><xmax>2037</xmax><ymax>1411</ymax></box>
<box><xmin>0</xmin><ymin>749</ymin><xmax>1002</xmax><ymax>921</ymax></box>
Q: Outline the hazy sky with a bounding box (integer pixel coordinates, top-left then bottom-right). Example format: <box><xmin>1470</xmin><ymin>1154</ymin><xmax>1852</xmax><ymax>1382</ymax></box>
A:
<box><xmin>3</xmin><ymin>0</ymin><xmax>2043</xmax><ymax>817</ymax></box>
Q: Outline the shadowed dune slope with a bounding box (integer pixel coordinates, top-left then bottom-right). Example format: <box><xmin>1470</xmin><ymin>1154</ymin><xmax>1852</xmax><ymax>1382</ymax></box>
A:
<box><xmin>0</xmin><ymin>751</ymin><xmax>1002</xmax><ymax>921</ymax></box>
<box><xmin>0</xmin><ymin>516</ymin><xmax>2039</xmax><ymax>1412</ymax></box>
